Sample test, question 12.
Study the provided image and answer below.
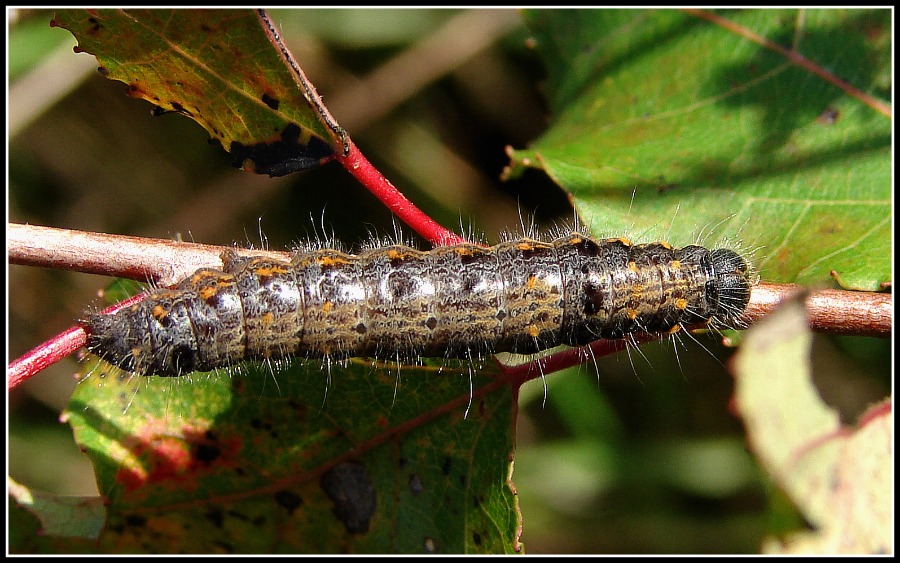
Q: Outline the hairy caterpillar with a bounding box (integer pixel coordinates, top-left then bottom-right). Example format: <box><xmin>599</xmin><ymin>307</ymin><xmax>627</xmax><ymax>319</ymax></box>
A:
<box><xmin>84</xmin><ymin>233</ymin><xmax>753</xmax><ymax>377</ymax></box>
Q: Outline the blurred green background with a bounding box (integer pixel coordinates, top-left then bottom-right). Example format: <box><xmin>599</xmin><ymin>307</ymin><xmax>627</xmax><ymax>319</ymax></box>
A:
<box><xmin>7</xmin><ymin>8</ymin><xmax>890</xmax><ymax>553</ymax></box>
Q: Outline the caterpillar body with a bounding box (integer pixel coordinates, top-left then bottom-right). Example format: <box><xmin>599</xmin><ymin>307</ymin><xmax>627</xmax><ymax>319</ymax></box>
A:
<box><xmin>85</xmin><ymin>233</ymin><xmax>753</xmax><ymax>377</ymax></box>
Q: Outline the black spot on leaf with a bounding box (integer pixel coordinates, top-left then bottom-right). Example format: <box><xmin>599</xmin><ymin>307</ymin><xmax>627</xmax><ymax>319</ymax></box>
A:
<box><xmin>170</xmin><ymin>101</ymin><xmax>192</xmax><ymax>117</ymax></box>
<box><xmin>261</xmin><ymin>92</ymin><xmax>280</xmax><ymax>110</ymax></box>
<box><xmin>87</xmin><ymin>17</ymin><xmax>102</xmax><ymax>35</ymax></box>
<box><xmin>206</xmin><ymin>507</ymin><xmax>224</xmax><ymax>528</ymax></box>
<box><xmin>275</xmin><ymin>490</ymin><xmax>303</xmax><ymax>515</ymax></box>
<box><xmin>229</xmin><ymin>123</ymin><xmax>335</xmax><ymax>177</ymax></box>
<box><xmin>193</xmin><ymin>442</ymin><xmax>220</xmax><ymax>463</ymax></box>
<box><xmin>321</xmin><ymin>462</ymin><xmax>377</xmax><ymax>535</ymax></box>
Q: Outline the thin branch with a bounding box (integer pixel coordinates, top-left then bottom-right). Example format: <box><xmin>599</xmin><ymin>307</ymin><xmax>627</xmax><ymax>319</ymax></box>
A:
<box><xmin>256</xmin><ymin>9</ymin><xmax>348</xmax><ymax>154</ymax></box>
<box><xmin>8</xmin><ymin>325</ymin><xmax>86</xmax><ymax>390</ymax></box>
<box><xmin>742</xmin><ymin>282</ymin><xmax>892</xmax><ymax>339</ymax></box>
<box><xmin>7</xmin><ymin>223</ymin><xmax>290</xmax><ymax>287</ymax></box>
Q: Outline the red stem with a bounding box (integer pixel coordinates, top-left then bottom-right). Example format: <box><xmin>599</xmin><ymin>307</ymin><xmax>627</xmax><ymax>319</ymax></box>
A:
<box><xmin>7</xmin><ymin>294</ymin><xmax>146</xmax><ymax>390</ymax></box>
<box><xmin>8</xmin><ymin>327</ymin><xmax>86</xmax><ymax>390</ymax></box>
<box><xmin>336</xmin><ymin>139</ymin><xmax>467</xmax><ymax>247</ymax></box>
<box><xmin>498</xmin><ymin>335</ymin><xmax>652</xmax><ymax>385</ymax></box>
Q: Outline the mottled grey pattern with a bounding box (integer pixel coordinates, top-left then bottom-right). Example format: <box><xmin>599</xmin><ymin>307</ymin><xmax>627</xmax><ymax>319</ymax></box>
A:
<box><xmin>85</xmin><ymin>234</ymin><xmax>752</xmax><ymax>377</ymax></box>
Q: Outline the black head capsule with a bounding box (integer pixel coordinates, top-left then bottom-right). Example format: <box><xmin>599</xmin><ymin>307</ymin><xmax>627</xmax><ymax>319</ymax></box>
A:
<box><xmin>85</xmin><ymin>311</ymin><xmax>141</xmax><ymax>373</ymax></box>
<box><xmin>705</xmin><ymin>248</ymin><xmax>752</xmax><ymax>323</ymax></box>
<box><xmin>85</xmin><ymin>298</ymin><xmax>203</xmax><ymax>377</ymax></box>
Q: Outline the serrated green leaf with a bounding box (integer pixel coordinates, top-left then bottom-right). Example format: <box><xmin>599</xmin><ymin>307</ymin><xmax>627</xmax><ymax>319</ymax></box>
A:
<box><xmin>51</xmin><ymin>9</ymin><xmax>337</xmax><ymax>176</ymax></box>
<box><xmin>63</xmin><ymin>358</ymin><xmax>521</xmax><ymax>553</ymax></box>
<box><xmin>510</xmin><ymin>8</ymin><xmax>891</xmax><ymax>290</ymax></box>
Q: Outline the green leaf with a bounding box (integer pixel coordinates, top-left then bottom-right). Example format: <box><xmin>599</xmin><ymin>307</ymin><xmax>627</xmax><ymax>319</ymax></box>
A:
<box><xmin>63</xmin><ymin>358</ymin><xmax>521</xmax><ymax>553</ymax></box>
<box><xmin>509</xmin><ymin>8</ymin><xmax>891</xmax><ymax>290</ymax></box>
<box><xmin>51</xmin><ymin>9</ymin><xmax>337</xmax><ymax>176</ymax></box>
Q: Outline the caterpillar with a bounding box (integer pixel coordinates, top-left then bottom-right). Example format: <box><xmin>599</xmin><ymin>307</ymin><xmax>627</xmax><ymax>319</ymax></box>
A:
<box><xmin>84</xmin><ymin>233</ymin><xmax>754</xmax><ymax>377</ymax></box>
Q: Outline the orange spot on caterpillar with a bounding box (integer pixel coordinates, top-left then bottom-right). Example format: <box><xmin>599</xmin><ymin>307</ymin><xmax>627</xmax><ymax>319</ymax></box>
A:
<box><xmin>318</xmin><ymin>255</ymin><xmax>350</xmax><ymax>267</ymax></box>
<box><xmin>152</xmin><ymin>305</ymin><xmax>168</xmax><ymax>321</ymax></box>
<box><xmin>254</xmin><ymin>263</ymin><xmax>288</xmax><ymax>277</ymax></box>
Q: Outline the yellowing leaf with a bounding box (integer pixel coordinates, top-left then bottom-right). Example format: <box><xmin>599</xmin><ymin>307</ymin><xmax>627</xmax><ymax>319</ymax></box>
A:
<box><xmin>51</xmin><ymin>9</ymin><xmax>337</xmax><ymax>176</ymax></box>
<box><xmin>733</xmin><ymin>295</ymin><xmax>892</xmax><ymax>554</ymax></box>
